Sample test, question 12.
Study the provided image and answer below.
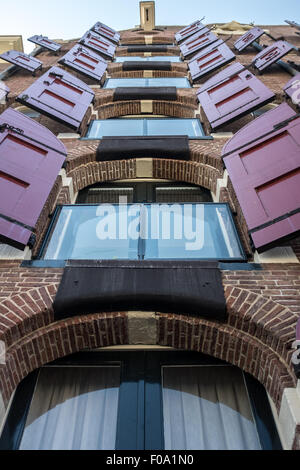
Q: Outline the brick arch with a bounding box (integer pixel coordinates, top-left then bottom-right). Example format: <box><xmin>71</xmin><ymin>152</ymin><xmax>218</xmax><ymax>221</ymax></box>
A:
<box><xmin>0</xmin><ymin>284</ymin><xmax>297</xmax><ymax>410</ymax></box>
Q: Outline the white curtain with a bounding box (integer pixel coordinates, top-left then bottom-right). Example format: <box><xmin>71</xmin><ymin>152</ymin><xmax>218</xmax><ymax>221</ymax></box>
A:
<box><xmin>20</xmin><ymin>366</ymin><xmax>120</xmax><ymax>450</ymax></box>
<box><xmin>162</xmin><ymin>365</ymin><xmax>261</xmax><ymax>450</ymax></box>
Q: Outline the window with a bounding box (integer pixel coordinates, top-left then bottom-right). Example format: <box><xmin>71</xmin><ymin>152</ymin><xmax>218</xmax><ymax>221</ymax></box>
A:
<box><xmin>103</xmin><ymin>77</ymin><xmax>191</xmax><ymax>88</ymax></box>
<box><xmin>0</xmin><ymin>351</ymin><xmax>282</xmax><ymax>450</ymax></box>
<box><xmin>115</xmin><ymin>56</ymin><xmax>182</xmax><ymax>62</ymax></box>
<box><xmin>40</xmin><ymin>203</ymin><xmax>245</xmax><ymax>261</ymax></box>
<box><xmin>84</xmin><ymin>118</ymin><xmax>206</xmax><ymax>139</ymax></box>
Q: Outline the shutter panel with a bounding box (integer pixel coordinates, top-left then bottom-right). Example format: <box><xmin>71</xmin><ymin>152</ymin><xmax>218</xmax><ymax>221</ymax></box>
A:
<box><xmin>28</xmin><ymin>35</ymin><xmax>61</xmax><ymax>53</ymax></box>
<box><xmin>79</xmin><ymin>31</ymin><xmax>116</xmax><ymax>59</ymax></box>
<box><xmin>0</xmin><ymin>108</ymin><xmax>66</xmax><ymax>248</ymax></box>
<box><xmin>180</xmin><ymin>30</ymin><xmax>219</xmax><ymax>58</ymax></box>
<box><xmin>188</xmin><ymin>40</ymin><xmax>235</xmax><ymax>81</ymax></box>
<box><xmin>234</xmin><ymin>27</ymin><xmax>265</xmax><ymax>52</ymax></box>
<box><xmin>297</xmin><ymin>318</ymin><xmax>300</xmax><ymax>341</ymax></box>
<box><xmin>283</xmin><ymin>73</ymin><xmax>300</xmax><ymax>106</ymax></box>
<box><xmin>252</xmin><ymin>41</ymin><xmax>294</xmax><ymax>72</ymax></box>
<box><xmin>197</xmin><ymin>62</ymin><xmax>275</xmax><ymax>129</ymax></box>
<box><xmin>59</xmin><ymin>45</ymin><xmax>107</xmax><ymax>81</ymax></box>
<box><xmin>16</xmin><ymin>66</ymin><xmax>95</xmax><ymax>132</ymax></box>
<box><xmin>92</xmin><ymin>22</ymin><xmax>120</xmax><ymax>43</ymax></box>
<box><xmin>175</xmin><ymin>21</ymin><xmax>206</xmax><ymax>43</ymax></box>
<box><xmin>222</xmin><ymin>103</ymin><xmax>300</xmax><ymax>251</ymax></box>
<box><xmin>0</xmin><ymin>50</ymin><xmax>42</xmax><ymax>74</ymax></box>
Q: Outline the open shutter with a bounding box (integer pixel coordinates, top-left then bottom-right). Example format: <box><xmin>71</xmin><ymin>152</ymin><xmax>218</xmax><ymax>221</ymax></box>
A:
<box><xmin>79</xmin><ymin>31</ymin><xmax>116</xmax><ymax>59</ymax></box>
<box><xmin>92</xmin><ymin>22</ymin><xmax>120</xmax><ymax>44</ymax></box>
<box><xmin>180</xmin><ymin>30</ymin><xmax>219</xmax><ymax>58</ymax></box>
<box><xmin>59</xmin><ymin>45</ymin><xmax>107</xmax><ymax>81</ymax></box>
<box><xmin>0</xmin><ymin>108</ymin><xmax>66</xmax><ymax>248</ymax></box>
<box><xmin>197</xmin><ymin>62</ymin><xmax>275</xmax><ymax>129</ymax></box>
<box><xmin>188</xmin><ymin>40</ymin><xmax>235</xmax><ymax>81</ymax></box>
<box><xmin>28</xmin><ymin>35</ymin><xmax>61</xmax><ymax>53</ymax></box>
<box><xmin>234</xmin><ymin>27</ymin><xmax>265</xmax><ymax>52</ymax></box>
<box><xmin>283</xmin><ymin>73</ymin><xmax>300</xmax><ymax>106</ymax></box>
<box><xmin>16</xmin><ymin>66</ymin><xmax>95</xmax><ymax>132</ymax></box>
<box><xmin>252</xmin><ymin>41</ymin><xmax>294</xmax><ymax>72</ymax></box>
<box><xmin>175</xmin><ymin>21</ymin><xmax>206</xmax><ymax>43</ymax></box>
<box><xmin>0</xmin><ymin>50</ymin><xmax>42</xmax><ymax>74</ymax></box>
<box><xmin>222</xmin><ymin>103</ymin><xmax>300</xmax><ymax>251</ymax></box>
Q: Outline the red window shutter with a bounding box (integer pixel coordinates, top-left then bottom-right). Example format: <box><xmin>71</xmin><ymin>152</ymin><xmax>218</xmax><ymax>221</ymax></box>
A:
<box><xmin>222</xmin><ymin>103</ymin><xmax>300</xmax><ymax>251</ymax></box>
<box><xmin>79</xmin><ymin>31</ymin><xmax>116</xmax><ymax>59</ymax></box>
<box><xmin>188</xmin><ymin>40</ymin><xmax>235</xmax><ymax>81</ymax></box>
<box><xmin>0</xmin><ymin>50</ymin><xmax>42</xmax><ymax>74</ymax></box>
<box><xmin>252</xmin><ymin>41</ymin><xmax>294</xmax><ymax>72</ymax></box>
<box><xmin>234</xmin><ymin>27</ymin><xmax>265</xmax><ymax>52</ymax></box>
<box><xmin>92</xmin><ymin>22</ymin><xmax>120</xmax><ymax>44</ymax></box>
<box><xmin>16</xmin><ymin>66</ymin><xmax>95</xmax><ymax>132</ymax></box>
<box><xmin>28</xmin><ymin>35</ymin><xmax>61</xmax><ymax>53</ymax></box>
<box><xmin>59</xmin><ymin>45</ymin><xmax>107</xmax><ymax>81</ymax></box>
<box><xmin>0</xmin><ymin>107</ymin><xmax>66</xmax><ymax>248</ymax></box>
<box><xmin>197</xmin><ymin>62</ymin><xmax>275</xmax><ymax>129</ymax></box>
<box><xmin>175</xmin><ymin>21</ymin><xmax>206</xmax><ymax>43</ymax></box>
<box><xmin>180</xmin><ymin>30</ymin><xmax>218</xmax><ymax>58</ymax></box>
<box><xmin>283</xmin><ymin>73</ymin><xmax>300</xmax><ymax>106</ymax></box>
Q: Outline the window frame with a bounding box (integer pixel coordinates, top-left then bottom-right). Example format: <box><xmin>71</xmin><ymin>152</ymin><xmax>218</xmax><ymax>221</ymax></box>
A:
<box><xmin>81</xmin><ymin>117</ymin><xmax>213</xmax><ymax>141</ymax></box>
<box><xmin>102</xmin><ymin>77</ymin><xmax>192</xmax><ymax>89</ymax></box>
<box><xmin>0</xmin><ymin>350</ymin><xmax>282</xmax><ymax>451</ymax></box>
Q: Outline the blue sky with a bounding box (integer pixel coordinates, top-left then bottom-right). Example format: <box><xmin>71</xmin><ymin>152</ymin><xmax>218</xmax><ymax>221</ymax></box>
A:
<box><xmin>1</xmin><ymin>0</ymin><xmax>298</xmax><ymax>53</ymax></box>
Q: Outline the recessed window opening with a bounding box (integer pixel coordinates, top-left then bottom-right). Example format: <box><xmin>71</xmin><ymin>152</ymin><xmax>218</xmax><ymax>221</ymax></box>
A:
<box><xmin>103</xmin><ymin>77</ymin><xmax>191</xmax><ymax>88</ymax></box>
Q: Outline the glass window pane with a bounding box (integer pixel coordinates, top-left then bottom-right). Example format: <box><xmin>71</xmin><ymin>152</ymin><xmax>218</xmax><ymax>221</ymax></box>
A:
<box><xmin>144</xmin><ymin>204</ymin><xmax>244</xmax><ymax>260</ymax></box>
<box><xmin>115</xmin><ymin>56</ymin><xmax>181</xmax><ymax>62</ymax></box>
<box><xmin>162</xmin><ymin>366</ymin><xmax>261</xmax><ymax>450</ymax></box>
<box><xmin>103</xmin><ymin>78</ymin><xmax>191</xmax><ymax>88</ymax></box>
<box><xmin>44</xmin><ymin>205</ymin><xmax>139</xmax><ymax>260</ymax></box>
<box><xmin>85</xmin><ymin>119</ymin><xmax>205</xmax><ymax>139</ymax></box>
<box><xmin>20</xmin><ymin>366</ymin><xmax>120</xmax><ymax>450</ymax></box>
<box><xmin>147</xmin><ymin>118</ymin><xmax>204</xmax><ymax>137</ymax></box>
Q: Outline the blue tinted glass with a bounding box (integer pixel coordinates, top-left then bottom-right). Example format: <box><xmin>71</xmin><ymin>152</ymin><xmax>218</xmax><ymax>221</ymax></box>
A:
<box><xmin>147</xmin><ymin>119</ymin><xmax>204</xmax><ymax>137</ymax></box>
<box><xmin>85</xmin><ymin>119</ymin><xmax>205</xmax><ymax>139</ymax></box>
<box><xmin>103</xmin><ymin>78</ymin><xmax>191</xmax><ymax>88</ymax></box>
<box><xmin>43</xmin><ymin>204</ymin><xmax>244</xmax><ymax>261</ymax></box>
<box><xmin>115</xmin><ymin>56</ymin><xmax>181</xmax><ymax>62</ymax></box>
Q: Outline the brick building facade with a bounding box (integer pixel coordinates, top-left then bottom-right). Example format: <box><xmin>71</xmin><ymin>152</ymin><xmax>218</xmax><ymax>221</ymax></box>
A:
<box><xmin>0</xmin><ymin>12</ymin><xmax>299</xmax><ymax>450</ymax></box>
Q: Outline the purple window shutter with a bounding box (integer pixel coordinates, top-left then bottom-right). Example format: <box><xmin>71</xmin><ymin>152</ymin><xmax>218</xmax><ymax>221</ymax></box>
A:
<box><xmin>16</xmin><ymin>66</ymin><xmax>95</xmax><ymax>132</ymax></box>
<box><xmin>180</xmin><ymin>30</ymin><xmax>219</xmax><ymax>58</ymax></box>
<box><xmin>297</xmin><ymin>318</ymin><xmax>300</xmax><ymax>341</ymax></box>
<box><xmin>188</xmin><ymin>40</ymin><xmax>235</xmax><ymax>81</ymax></box>
<box><xmin>175</xmin><ymin>21</ymin><xmax>206</xmax><ymax>43</ymax></box>
<box><xmin>79</xmin><ymin>31</ymin><xmax>116</xmax><ymax>59</ymax></box>
<box><xmin>0</xmin><ymin>50</ymin><xmax>42</xmax><ymax>74</ymax></box>
<box><xmin>0</xmin><ymin>83</ymin><xmax>9</xmax><ymax>101</ymax></box>
<box><xmin>59</xmin><ymin>45</ymin><xmax>107</xmax><ymax>81</ymax></box>
<box><xmin>28</xmin><ymin>35</ymin><xmax>61</xmax><ymax>53</ymax></box>
<box><xmin>283</xmin><ymin>73</ymin><xmax>300</xmax><ymax>106</ymax></box>
<box><xmin>92</xmin><ymin>22</ymin><xmax>120</xmax><ymax>44</ymax></box>
<box><xmin>252</xmin><ymin>41</ymin><xmax>294</xmax><ymax>72</ymax></box>
<box><xmin>234</xmin><ymin>27</ymin><xmax>265</xmax><ymax>52</ymax></box>
<box><xmin>197</xmin><ymin>62</ymin><xmax>275</xmax><ymax>129</ymax></box>
<box><xmin>222</xmin><ymin>103</ymin><xmax>300</xmax><ymax>251</ymax></box>
<box><xmin>0</xmin><ymin>107</ymin><xmax>66</xmax><ymax>248</ymax></box>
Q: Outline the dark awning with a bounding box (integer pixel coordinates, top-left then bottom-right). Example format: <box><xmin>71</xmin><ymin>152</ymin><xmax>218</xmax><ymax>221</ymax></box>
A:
<box><xmin>53</xmin><ymin>260</ymin><xmax>227</xmax><ymax>322</ymax></box>
<box><xmin>96</xmin><ymin>135</ymin><xmax>190</xmax><ymax>161</ymax></box>
<box><xmin>122</xmin><ymin>61</ymin><xmax>172</xmax><ymax>71</ymax></box>
<box><xmin>113</xmin><ymin>86</ymin><xmax>177</xmax><ymax>101</ymax></box>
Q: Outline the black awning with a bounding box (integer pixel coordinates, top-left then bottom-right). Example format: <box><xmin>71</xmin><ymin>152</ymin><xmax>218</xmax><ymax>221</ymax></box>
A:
<box><xmin>122</xmin><ymin>61</ymin><xmax>172</xmax><ymax>71</ymax></box>
<box><xmin>127</xmin><ymin>45</ymin><xmax>169</xmax><ymax>53</ymax></box>
<box><xmin>96</xmin><ymin>135</ymin><xmax>190</xmax><ymax>161</ymax></box>
<box><xmin>113</xmin><ymin>86</ymin><xmax>177</xmax><ymax>101</ymax></box>
<box><xmin>53</xmin><ymin>260</ymin><xmax>227</xmax><ymax>322</ymax></box>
